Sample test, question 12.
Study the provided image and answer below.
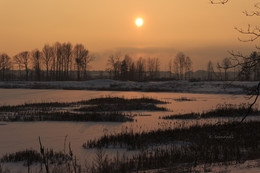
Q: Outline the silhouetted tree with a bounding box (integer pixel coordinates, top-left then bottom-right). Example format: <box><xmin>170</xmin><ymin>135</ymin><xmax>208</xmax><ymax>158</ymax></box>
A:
<box><xmin>252</xmin><ymin>52</ymin><xmax>260</xmax><ymax>80</ymax></box>
<box><xmin>136</xmin><ymin>57</ymin><xmax>146</xmax><ymax>81</ymax></box>
<box><xmin>0</xmin><ymin>53</ymin><xmax>12</xmax><ymax>80</ymax></box>
<box><xmin>211</xmin><ymin>0</ymin><xmax>260</xmax><ymax>81</ymax></box>
<box><xmin>173</xmin><ymin>58</ymin><xmax>180</xmax><ymax>80</ymax></box>
<box><xmin>184</xmin><ymin>56</ymin><xmax>192</xmax><ymax>80</ymax></box>
<box><xmin>240</xmin><ymin>58</ymin><xmax>252</xmax><ymax>80</ymax></box>
<box><xmin>31</xmin><ymin>49</ymin><xmax>42</xmax><ymax>81</ymax></box>
<box><xmin>106</xmin><ymin>53</ymin><xmax>121</xmax><ymax>80</ymax></box>
<box><xmin>1</xmin><ymin>42</ymin><xmax>96</xmax><ymax>81</ymax></box>
<box><xmin>147</xmin><ymin>57</ymin><xmax>155</xmax><ymax>80</ymax></box>
<box><xmin>73</xmin><ymin>44</ymin><xmax>92</xmax><ymax>80</ymax></box>
<box><xmin>168</xmin><ymin>59</ymin><xmax>173</xmax><ymax>78</ymax></box>
<box><xmin>174</xmin><ymin>52</ymin><xmax>185</xmax><ymax>80</ymax></box>
<box><xmin>52</xmin><ymin>42</ymin><xmax>62</xmax><ymax>80</ymax></box>
<box><xmin>120</xmin><ymin>59</ymin><xmax>128</xmax><ymax>80</ymax></box>
<box><xmin>216</xmin><ymin>62</ymin><xmax>223</xmax><ymax>81</ymax></box>
<box><xmin>211</xmin><ymin>0</ymin><xmax>260</xmax><ymax>123</ymax></box>
<box><xmin>173</xmin><ymin>52</ymin><xmax>192</xmax><ymax>80</ymax></box>
<box><xmin>147</xmin><ymin>57</ymin><xmax>160</xmax><ymax>80</ymax></box>
<box><xmin>42</xmin><ymin>44</ymin><xmax>53</xmax><ymax>80</ymax></box>
<box><xmin>211</xmin><ymin>0</ymin><xmax>260</xmax><ymax>82</ymax></box>
<box><xmin>82</xmin><ymin>53</ymin><xmax>94</xmax><ymax>80</ymax></box>
<box><xmin>14</xmin><ymin>51</ymin><xmax>30</xmax><ymax>81</ymax></box>
<box><xmin>207</xmin><ymin>61</ymin><xmax>214</xmax><ymax>81</ymax></box>
<box><xmin>129</xmin><ymin>61</ymin><xmax>136</xmax><ymax>81</ymax></box>
<box><xmin>62</xmin><ymin>43</ymin><xmax>73</xmax><ymax>80</ymax></box>
<box><xmin>231</xmin><ymin>51</ymin><xmax>260</xmax><ymax>81</ymax></box>
<box><xmin>155</xmin><ymin>58</ymin><xmax>160</xmax><ymax>79</ymax></box>
<box><xmin>211</xmin><ymin>0</ymin><xmax>260</xmax><ymax>43</ymax></box>
<box><xmin>221</xmin><ymin>58</ymin><xmax>232</xmax><ymax>81</ymax></box>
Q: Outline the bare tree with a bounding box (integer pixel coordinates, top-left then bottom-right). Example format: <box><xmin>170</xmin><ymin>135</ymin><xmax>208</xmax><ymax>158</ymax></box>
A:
<box><xmin>211</xmin><ymin>0</ymin><xmax>260</xmax><ymax>122</ymax></box>
<box><xmin>136</xmin><ymin>57</ymin><xmax>146</xmax><ymax>81</ymax></box>
<box><xmin>129</xmin><ymin>61</ymin><xmax>136</xmax><ymax>81</ymax></box>
<box><xmin>147</xmin><ymin>57</ymin><xmax>155</xmax><ymax>80</ymax></box>
<box><xmin>173</xmin><ymin>52</ymin><xmax>191</xmax><ymax>80</ymax></box>
<box><xmin>216</xmin><ymin>62</ymin><xmax>223</xmax><ymax>81</ymax></box>
<box><xmin>240</xmin><ymin>58</ymin><xmax>252</xmax><ymax>81</ymax></box>
<box><xmin>155</xmin><ymin>58</ymin><xmax>160</xmax><ymax>79</ymax></box>
<box><xmin>52</xmin><ymin>42</ymin><xmax>62</xmax><ymax>80</ymax></box>
<box><xmin>168</xmin><ymin>59</ymin><xmax>172</xmax><ymax>78</ymax></box>
<box><xmin>73</xmin><ymin>44</ymin><xmax>92</xmax><ymax>80</ymax></box>
<box><xmin>2</xmin><ymin>42</ymin><xmax>94</xmax><ymax>81</ymax></box>
<box><xmin>221</xmin><ymin>58</ymin><xmax>232</xmax><ymax>81</ymax></box>
<box><xmin>31</xmin><ymin>49</ymin><xmax>42</xmax><ymax>81</ymax></box>
<box><xmin>213</xmin><ymin>50</ymin><xmax>260</xmax><ymax>82</ymax></box>
<box><xmin>0</xmin><ymin>53</ymin><xmax>12</xmax><ymax>80</ymax></box>
<box><xmin>82</xmin><ymin>53</ymin><xmax>94</xmax><ymax>80</ymax></box>
<box><xmin>173</xmin><ymin>58</ymin><xmax>180</xmax><ymax>80</ymax></box>
<box><xmin>120</xmin><ymin>55</ymin><xmax>133</xmax><ymax>80</ymax></box>
<box><xmin>14</xmin><ymin>51</ymin><xmax>30</xmax><ymax>81</ymax></box>
<box><xmin>211</xmin><ymin>0</ymin><xmax>260</xmax><ymax>43</ymax></box>
<box><xmin>106</xmin><ymin>53</ymin><xmax>121</xmax><ymax>80</ymax></box>
<box><xmin>184</xmin><ymin>56</ymin><xmax>192</xmax><ymax>80</ymax></box>
<box><xmin>174</xmin><ymin>52</ymin><xmax>186</xmax><ymax>80</ymax></box>
<box><xmin>252</xmin><ymin>52</ymin><xmax>260</xmax><ymax>80</ymax></box>
<box><xmin>228</xmin><ymin>51</ymin><xmax>260</xmax><ymax>81</ymax></box>
<box><xmin>42</xmin><ymin>44</ymin><xmax>53</xmax><ymax>80</ymax></box>
<box><xmin>62</xmin><ymin>43</ymin><xmax>73</xmax><ymax>80</ymax></box>
<box><xmin>207</xmin><ymin>60</ymin><xmax>214</xmax><ymax>81</ymax></box>
<box><xmin>120</xmin><ymin>58</ymin><xmax>128</xmax><ymax>80</ymax></box>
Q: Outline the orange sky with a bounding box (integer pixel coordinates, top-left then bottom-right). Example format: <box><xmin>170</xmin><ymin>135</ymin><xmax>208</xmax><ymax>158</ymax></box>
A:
<box><xmin>0</xmin><ymin>0</ymin><xmax>259</xmax><ymax>70</ymax></box>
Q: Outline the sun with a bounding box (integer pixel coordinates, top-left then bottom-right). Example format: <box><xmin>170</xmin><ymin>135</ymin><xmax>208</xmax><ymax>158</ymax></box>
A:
<box><xmin>135</xmin><ymin>18</ymin><xmax>143</xmax><ymax>27</ymax></box>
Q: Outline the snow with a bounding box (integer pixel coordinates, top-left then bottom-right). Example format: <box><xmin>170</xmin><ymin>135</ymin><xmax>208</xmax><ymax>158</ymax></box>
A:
<box><xmin>0</xmin><ymin>90</ymin><xmax>258</xmax><ymax>156</ymax></box>
<box><xmin>0</xmin><ymin>80</ymin><xmax>258</xmax><ymax>95</ymax></box>
<box><xmin>193</xmin><ymin>160</ymin><xmax>260</xmax><ymax>173</ymax></box>
<box><xmin>0</xmin><ymin>82</ymin><xmax>260</xmax><ymax>172</ymax></box>
<box><xmin>144</xmin><ymin>160</ymin><xmax>260</xmax><ymax>173</ymax></box>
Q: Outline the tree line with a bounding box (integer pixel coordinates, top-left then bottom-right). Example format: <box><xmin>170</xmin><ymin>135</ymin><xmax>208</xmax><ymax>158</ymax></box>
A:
<box><xmin>2</xmin><ymin>44</ymin><xmax>260</xmax><ymax>82</ymax></box>
<box><xmin>106</xmin><ymin>53</ymin><xmax>160</xmax><ymax>81</ymax></box>
<box><xmin>168</xmin><ymin>52</ymin><xmax>192</xmax><ymax>80</ymax></box>
<box><xmin>0</xmin><ymin>44</ymin><xmax>194</xmax><ymax>81</ymax></box>
<box><xmin>106</xmin><ymin>51</ymin><xmax>193</xmax><ymax>81</ymax></box>
<box><xmin>0</xmin><ymin>42</ymin><xmax>93</xmax><ymax>81</ymax></box>
<box><xmin>207</xmin><ymin>51</ymin><xmax>260</xmax><ymax>81</ymax></box>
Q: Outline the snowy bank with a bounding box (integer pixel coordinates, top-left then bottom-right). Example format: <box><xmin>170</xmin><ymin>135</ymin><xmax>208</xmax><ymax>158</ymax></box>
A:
<box><xmin>0</xmin><ymin>80</ymin><xmax>258</xmax><ymax>94</ymax></box>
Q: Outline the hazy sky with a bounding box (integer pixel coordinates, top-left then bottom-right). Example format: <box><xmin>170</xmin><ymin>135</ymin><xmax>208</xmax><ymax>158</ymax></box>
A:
<box><xmin>0</xmin><ymin>0</ymin><xmax>259</xmax><ymax>70</ymax></box>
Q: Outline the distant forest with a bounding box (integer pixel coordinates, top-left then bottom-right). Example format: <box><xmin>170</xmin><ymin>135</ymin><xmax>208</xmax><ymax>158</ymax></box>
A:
<box><xmin>0</xmin><ymin>42</ymin><xmax>260</xmax><ymax>81</ymax></box>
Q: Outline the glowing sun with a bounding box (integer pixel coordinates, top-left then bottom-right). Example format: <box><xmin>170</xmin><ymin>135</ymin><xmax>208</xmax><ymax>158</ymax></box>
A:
<box><xmin>135</xmin><ymin>18</ymin><xmax>143</xmax><ymax>27</ymax></box>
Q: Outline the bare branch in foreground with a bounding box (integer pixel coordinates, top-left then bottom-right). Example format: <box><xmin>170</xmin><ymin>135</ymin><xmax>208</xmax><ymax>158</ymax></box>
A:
<box><xmin>210</xmin><ymin>0</ymin><xmax>229</xmax><ymax>4</ymax></box>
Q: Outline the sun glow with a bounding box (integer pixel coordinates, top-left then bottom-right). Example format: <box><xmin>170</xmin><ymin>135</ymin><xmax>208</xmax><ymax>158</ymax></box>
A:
<box><xmin>135</xmin><ymin>18</ymin><xmax>143</xmax><ymax>27</ymax></box>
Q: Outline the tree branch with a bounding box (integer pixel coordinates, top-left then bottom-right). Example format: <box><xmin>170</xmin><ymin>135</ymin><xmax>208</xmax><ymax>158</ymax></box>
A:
<box><xmin>235</xmin><ymin>25</ymin><xmax>260</xmax><ymax>42</ymax></box>
<box><xmin>239</xmin><ymin>82</ymin><xmax>260</xmax><ymax>123</ymax></box>
<box><xmin>210</xmin><ymin>0</ymin><xmax>229</xmax><ymax>4</ymax></box>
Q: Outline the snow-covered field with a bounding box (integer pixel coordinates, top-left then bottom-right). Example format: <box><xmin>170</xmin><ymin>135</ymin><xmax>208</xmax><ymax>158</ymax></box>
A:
<box><xmin>145</xmin><ymin>160</ymin><xmax>260</xmax><ymax>173</ymax></box>
<box><xmin>0</xmin><ymin>80</ymin><xmax>258</xmax><ymax>94</ymax></box>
